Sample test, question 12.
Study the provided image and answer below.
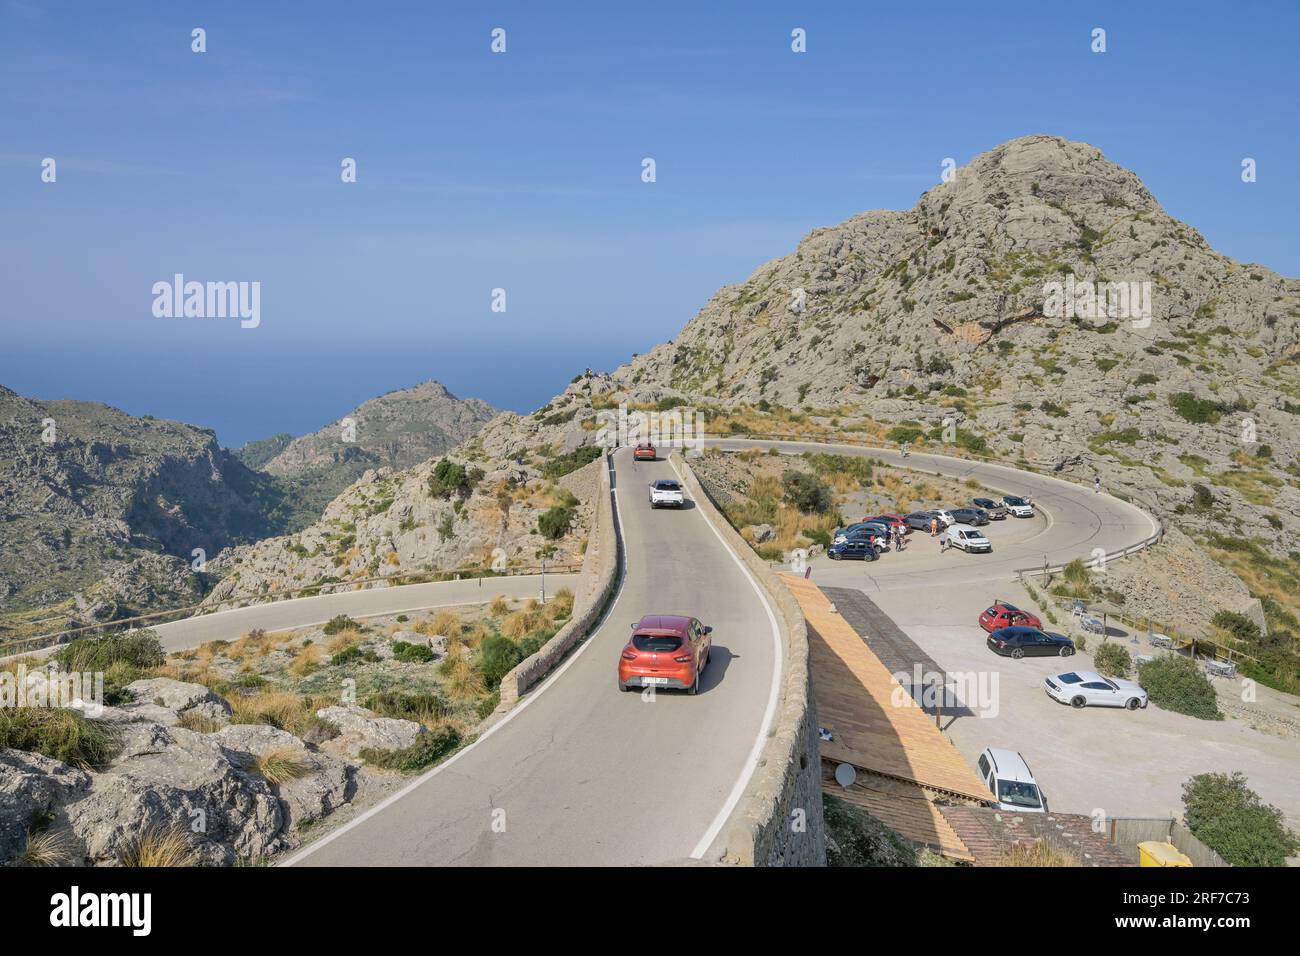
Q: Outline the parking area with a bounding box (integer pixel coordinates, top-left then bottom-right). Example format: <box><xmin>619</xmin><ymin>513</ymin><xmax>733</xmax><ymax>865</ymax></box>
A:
<box><xmin>820</xmin><ymin>577</ymin><xmax>1300</xmax><ymax>831</ymax></box>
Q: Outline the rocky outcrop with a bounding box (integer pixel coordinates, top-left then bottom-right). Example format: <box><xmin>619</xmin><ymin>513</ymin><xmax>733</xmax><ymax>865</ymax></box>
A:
<box><xmin>0</xmin><ymin>750</ymin><xmax>92</xmax><ymax>864</ymax></box>
<box><xmin>314</xmin><ymin>704</ymin><xmax>424</xmax><ymax>759</ymax></box>
<box><xmin>124</xmin><ymin>677</ymin><xmax>234</xmax><ymax>726</ymax></box>
<box><xmin>62</xmin><ymin>721</ymin><xmax>284</xmax><ymax>865</ymax></box>
<box><xmin>214</xmin><ymin>724</ymin><xmax>356</xmax><ymax>830</ymax></box>
<box><xmin>0</xmin><ymin>388</ymin><xmax>289</xmax><ymax>626</ymax></box>
<box><xmin>257</xmin><ymin>381</ymin><xmax>496</xmax><ymax>478</ymax></box>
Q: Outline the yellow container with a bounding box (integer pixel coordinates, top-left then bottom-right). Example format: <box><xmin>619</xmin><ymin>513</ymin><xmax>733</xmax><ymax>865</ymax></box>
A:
<box><xmin>1137</xmin><ymin>841</ymin><xmax>1192</xmax><ymax>867</ymax></box>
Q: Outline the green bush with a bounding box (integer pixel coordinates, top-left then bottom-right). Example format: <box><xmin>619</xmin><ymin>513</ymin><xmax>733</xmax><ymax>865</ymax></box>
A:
<box><xmin>782</xmin><ymin>470</ymin><xmax>832</xmax><ymax>514</ymax></box>
<box><xmin>1170</xmin><ymin>392</ymin><xmax>1224</xmax><ymax>424</ymax></box>
<box><xmin>330</xmin><ymin>645</ymin><xmax>380</xmax><ymax>666</ymax></box>
<box><xmin>1137</xmin><ymin>654</ymin><xmax>1223</xmax><ymax>720</ymax></box>
<box><xmin>1092</xmin><ymin>642</ymin><xmax>1132</xmax><ymax>678</ymax></box>
<box><xmin>537</xmin><ymin>506</ymin><xmax>575</xmax><ymax>540</ymax></box>
<box><xmin>391</xmin><ymin>641</ymin><xmax>435</xmax><ymax>664</ymax></box>
<box><xmin>476</xmin><ymin>690</ymin><xmax>501</xmax><ymax>720</ymax></box>
<box><xmin>886</xmin><ymin>425</ymin><xmax>924</xmax><ymax>444</ymax></box>
<box><xmin>427</xmin><ymin>458</ymin><xmax>481</xmax><ymax>498</ymax></box>
<box><xmin>364</xmin><ymin>690</ymin><xmax>447</xmax><ymax>721</ymax></box>
<box><xmin>360</xmin><ymin>726</ymin><xmax>461</xmax><ymax>773</ymax></box>
<box><xmin>0</xmin><ymin>708</ymin><xmax>118</xmax><ymax>770</ymax></box>
<box><xmin>478</xmin><ymin>635</ymin><xmax>525</xmax><ymax>689</ymax></box>
<box><xmin>1211</xmin><ymin>610</ymin><xmax>1261</xmax><ymax>644</ymax></box>
<box><xmin>1182</xmin><ymin>772</ymin><xmax>1299</xmax><ymax>866</ymax></box>
<box><xmin>322</xmin><ymin>615</ymin><xmax>359</xmax><ymax>636</ymax></box>
<box><xmin>541</xmin><ymin>446</ymin><xmax>603</xmax><ymax>479</ymax></box>
<box><xmin>54</xmin><ymin>630</ymin><xmax>165</xmax><ymax>673</ymax></box>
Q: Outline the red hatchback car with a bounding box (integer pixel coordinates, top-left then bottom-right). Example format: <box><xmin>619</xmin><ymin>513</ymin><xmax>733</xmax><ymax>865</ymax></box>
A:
<box><xmin>979</xmin><ymin>601</ymin><xmax>1043</xmax><ymax>633</ymax></box>
<box><xmin>618</xmin><ymin>614</ymin><xmax>712</xmax><ymax>694</ymax></box>
<box><xmin>869</xmin><ymin>514</ymin><xmax>909</xmax><ymax>534</ymax></box>
<box><xmin>633</xmin><ymin>442</ymin><xmax>657</xmax><ymax>461</ymax></box>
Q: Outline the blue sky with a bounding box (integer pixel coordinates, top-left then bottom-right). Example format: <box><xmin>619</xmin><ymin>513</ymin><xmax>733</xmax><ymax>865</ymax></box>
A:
<box><xmin>2</xmin><ymin>0</ymin><xmax>1296</xmax><ymax>447</ymax></box>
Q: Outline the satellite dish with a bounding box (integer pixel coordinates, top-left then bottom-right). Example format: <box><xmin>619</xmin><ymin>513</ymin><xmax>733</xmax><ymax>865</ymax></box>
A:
<box><xmin>834</xmin><ymin>763</ymin><xmax>857</xmax><ymax>789</ymax></box>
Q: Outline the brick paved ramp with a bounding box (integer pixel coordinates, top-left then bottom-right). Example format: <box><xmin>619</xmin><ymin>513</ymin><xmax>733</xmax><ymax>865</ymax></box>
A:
<box><xmin>784</xmin><ymin>574</ymin><xmax>989</xmax><ymax>802</ymax></box>
<box><xmin>941</xmin><ymin>806</ymin><xmax>1134</xmax><ymax>866</ymax></box>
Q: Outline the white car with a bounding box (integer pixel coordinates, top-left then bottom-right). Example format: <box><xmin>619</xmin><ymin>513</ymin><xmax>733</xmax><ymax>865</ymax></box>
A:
<box><xmin>945</xmin><ymin>523</ymin><xmax>991</xmax><ymax>553</ymax></box>
<box><xmin>976</xmin><ymin>748</ymin><xmax>1047</xmax><ymax>813</ymax></box>
<box><xmin>648</xmin><ymin>479</ymin><xmax>685</xmax><ymax>508</ymax></box>
<box><xmin>1001</xmin><ymin>495</ymin><xmax>1034</xmax><ymax>518</ymax></box>
<box><xmin>1044</xmin><ymin>670</ymin><xmax>1148</xmax><ymax>710</ymax></box>
<box><xmin>931</xmin><ymin>509</ymin><xmax>958</xmax><ymax>528</ymax></box>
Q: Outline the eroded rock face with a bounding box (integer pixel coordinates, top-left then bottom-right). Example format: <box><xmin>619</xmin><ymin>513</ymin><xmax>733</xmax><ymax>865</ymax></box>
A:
<box><xmin>314</xmin><ymin>704</ymin><xmax>425</xmax><ymax>759</ymax></box>
<box><xmin>213</xmin><ymin>723</ymin><xmax>356</xmax><ymax>830</ymax></box>
<box><xmin>62</xmin><ymin>722</ymin><xmax>283</xmax><ymax>866</ymax></box>
<box><xmin>0</xmin><ymin>750</ymin><xmax>92</xmax><ymax>864</ymax></box>
<box><xmin>125</xmin><ymin>678</ymin><xmax>233</xmax><ymax>717</ymax></box>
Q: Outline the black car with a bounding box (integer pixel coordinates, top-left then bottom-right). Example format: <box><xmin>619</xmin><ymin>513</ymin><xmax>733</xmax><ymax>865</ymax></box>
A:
<box><xmin>972</xmin><ymin>497</ymin><xmax>1008</xmax><ymax>519</ymax></box>
<box><xmin>950</xmin><ymin>507</ymin><xmax>990</xmax><ymax>526</ymax></box>
<box><xmin>904</xmin><ymin>511</ymin><xmax>938</xmax><ymax>531</ymax></box>
<box><xmin>987</xmin><ymin>626</ymin><xmax>1075</xmax><ymax>659</ymax></box>
<box><xmin>827</xmin><ymin>538</ymin><xmax>880</xmax><ymax>561</ymax></box>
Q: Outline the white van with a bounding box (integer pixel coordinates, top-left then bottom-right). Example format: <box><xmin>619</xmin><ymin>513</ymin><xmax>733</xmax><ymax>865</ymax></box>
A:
<box><xmin>976</xmin><ymin>748</ymin><xmax>1047</xmax><ymax>813</ymax></box>
<box><xmin>945</xmin><ymin>523</ymin><xmax>991</xmax><ymax>553</ymax></box>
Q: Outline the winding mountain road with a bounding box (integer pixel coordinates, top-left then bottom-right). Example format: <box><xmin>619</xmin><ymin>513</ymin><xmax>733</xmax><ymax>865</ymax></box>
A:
<box><xmin>282</xmin><ymin>439</ymin><xmax>1157</xmax><ymax>866</ymax></box>
<box><xmin>285</xmin><ymin>447</ymin><xmax>781</xmax><ymax>866</ymax></box>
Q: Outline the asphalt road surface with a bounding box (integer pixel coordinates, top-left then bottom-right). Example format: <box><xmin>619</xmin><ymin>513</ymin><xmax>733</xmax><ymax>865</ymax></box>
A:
<box><xmin>285</xmin><ymin>447</ymin><xmax>781</xmax><ymax>866</ymax></box>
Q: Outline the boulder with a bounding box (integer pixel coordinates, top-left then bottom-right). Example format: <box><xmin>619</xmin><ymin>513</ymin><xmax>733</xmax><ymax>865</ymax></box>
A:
<box><xmin>213</xmin><ymin>724</ymin><xmax>356</xmax><ymax>830</ymax></box>
<box><xmin>124</xmin><ymin>678</ymin><xmax>233</xmax><ymax>718</ymax></box>
<box><xmin>315</xmin><ymin>704</ymin><xmax>425</xmax><ymax>758</ymax></box>
<box><xmin>747</xmin><ymin>523</ymin><xmax>776</xmax><ymax>543</ymax></box>
<box><xmin>0</xmin><ymin>750</ymin><xmax>92</xmax><ymax>864</ymax></box>
<box><xmin>62</xmin><ymin>722</ymin><xmax>283</xmax><ymax>865</ymax></box>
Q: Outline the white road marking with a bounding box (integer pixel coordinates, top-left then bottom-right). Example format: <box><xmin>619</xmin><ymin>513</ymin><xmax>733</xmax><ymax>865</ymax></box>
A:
<box><xmin>669</xmin><ymin>457</ymin><xmax>783</xmax><ymax>861</ymax></box>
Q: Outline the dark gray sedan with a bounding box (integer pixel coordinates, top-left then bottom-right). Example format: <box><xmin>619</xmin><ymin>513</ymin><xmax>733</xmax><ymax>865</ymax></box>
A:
<box><xmin>950</xmin><ymin>507</ymin><xmax>990</xmax><ymax>526</ymax></box>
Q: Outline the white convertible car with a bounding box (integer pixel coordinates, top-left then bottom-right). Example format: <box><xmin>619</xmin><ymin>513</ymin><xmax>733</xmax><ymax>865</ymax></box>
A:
<box><xmin>1044</xmin><ymin>670</ymin><xmax>1148</xmax><ymax>710</ymax></box>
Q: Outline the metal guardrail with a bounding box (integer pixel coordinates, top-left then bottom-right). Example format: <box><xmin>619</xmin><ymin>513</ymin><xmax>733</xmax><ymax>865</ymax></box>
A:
<box><xmin>0</xmin><ymin>562</ymin><xmax>581</xmax><ymax>656</ymax></box>
<box><xmin>1014</xmin><ymin>518</ymin><xmax>1166</xmax><ymax>580</ymax></box>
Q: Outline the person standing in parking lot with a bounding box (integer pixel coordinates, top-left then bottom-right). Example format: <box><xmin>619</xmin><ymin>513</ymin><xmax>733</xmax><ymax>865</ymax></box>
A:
<box><xmin>939</xmin><ymin>530</ymin><xmax>947</xmax><ymax>553</ymax></box>
<box><xmin>930</xmin><ymin>516</ymin><xmax>938</xmax><ymax>537</ymax></box>
<box><xmin>1094</xmin><ymin>475</ymin><xmax>1101</xmax><ymax>494</ymax></box>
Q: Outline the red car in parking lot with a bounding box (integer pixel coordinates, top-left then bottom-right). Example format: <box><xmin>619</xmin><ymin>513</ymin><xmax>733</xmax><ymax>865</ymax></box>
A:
<box><xmin>633</xmin><ymin>442</ymin><xmax>657</xmax><ymax>461</ymax></box>
<box><xmin>979</xmin><ymin>601</ymin><xmax>1043</xmax><ymax>633</ymax></box>
<box><xmin>618</xmin><ymin>614</ymin><xmax>711</xmax><ymax>694</ymax></box>
<box><xmin>869</xmin><ymin>514</ymin><xmax>909</xmax><ymax>534</ymax></box>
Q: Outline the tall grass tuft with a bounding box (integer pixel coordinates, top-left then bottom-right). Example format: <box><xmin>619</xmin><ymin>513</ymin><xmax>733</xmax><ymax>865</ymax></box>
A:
<box><xmin>118</xmin><ymin>827</ymin><xmax>197</xmax><ymax>867</ymax></box>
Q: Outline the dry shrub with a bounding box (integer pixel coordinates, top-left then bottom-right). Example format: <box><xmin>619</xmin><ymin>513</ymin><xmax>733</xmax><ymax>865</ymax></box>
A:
<box><xmin>118</xmin><ymin>827</ymin><xmax>197</xmax><ymax>867</ymax></box>
<box><xmin>488</xmin><ymin>595</ymin><xmax>511</xmax><ymax>617</ymax></box>
<box><xmin>1000</xmin><ymin>841</ymin><xmax>1081</xmax><ymax>867</ymax></box>
<box><xmin>327</xmin><ymin>628</ymin><xmax>361</xmax><ymax>654</ymax></box>
<box><xmin>440</xmin><ymin>643</ymin><xmax>486</xmax><ymax>701</ymax></box>
<box><xmin>428</xmin><ymin>610</ymin><xmax>461</xmax><ymax>637</ymax></box>
<box><xmin>287</xmin><ymin>643</ymin><xmax>323</xmax><ymax>677</ymax></box>
<box><xmin>19</xmin><ymin>827</ymin><xmax>75</xmax><ymax>867</ymax></box>
<box><xmin>229</xmin><ymin>690</ymin><xmax>306</xmax><ymax>731</ymax></box>
<box><xmin>255</xmin><ymin>746</ymin><xmax>313</xmax><ymax>785</ymax></box>
<box><xmin>177</xmin><ymin>710</ymin><xmax>225</xmax><ymax>734</ymax></box>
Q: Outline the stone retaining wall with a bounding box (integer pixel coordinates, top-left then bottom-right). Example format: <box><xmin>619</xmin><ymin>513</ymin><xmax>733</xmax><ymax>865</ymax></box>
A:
<box><xmin>494</xmin><ymin>454</ymin><xmax>619</xmax><ymax>714</ymax></box>
<box><xmin>674</xmin><ymin>454</ymin><xmax>826</xmax><ymax>866</ymax></box>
